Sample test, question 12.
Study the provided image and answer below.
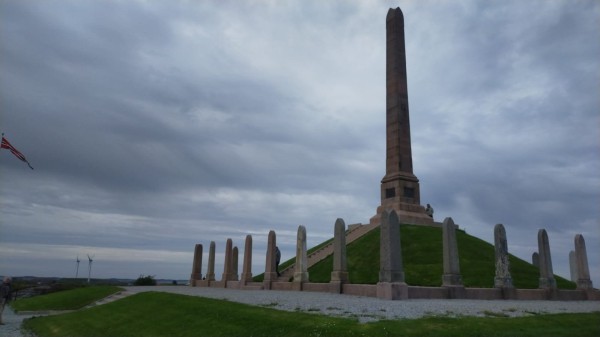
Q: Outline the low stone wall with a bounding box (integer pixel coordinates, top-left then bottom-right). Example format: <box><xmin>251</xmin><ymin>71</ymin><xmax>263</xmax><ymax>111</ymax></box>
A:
<box><xmin>192</xmin><ymin>280</ymin><xmax>599</xmax><ymax>301</ymax></box>
<box><xmin>464</xmin><ymin>287</ymin><xmax>503</xmax><ymax>300</ymax></box>
<box><xmin>343</xmin><ymin>284</ymin><xmax>377</xmax><ymax>297</ymax></box>
<box><xmin>407</xmin><ymin>286</ymin><xmax>449</xmax><ymax>299</ymax></box>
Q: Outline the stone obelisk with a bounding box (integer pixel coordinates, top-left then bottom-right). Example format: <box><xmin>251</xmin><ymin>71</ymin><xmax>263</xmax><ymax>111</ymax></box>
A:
<box><xmin>370</xmin><ymin>7</ymin><xmax>432</xmax><ymax>226</ymax></box>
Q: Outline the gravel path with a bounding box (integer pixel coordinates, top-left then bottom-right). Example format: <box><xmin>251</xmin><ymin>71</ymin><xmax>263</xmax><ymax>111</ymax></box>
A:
<box><xmin>128</xmin><ymin>286</ymin><xmax>600</xmax><ymax>323</ymax></box>
<box><xmin>0</xmin><ymin>306</ymin><xmax>37</xmax><ymax>337</ymax></box>
<box><xmin>2</xmin><ymin>285</ymin><xmax>599</xmax><ymax>337</ymax></box>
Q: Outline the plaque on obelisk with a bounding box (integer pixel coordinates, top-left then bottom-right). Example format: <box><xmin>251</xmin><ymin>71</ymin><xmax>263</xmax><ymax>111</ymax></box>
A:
<box><xmin>370</xmin><ymin>7</ymin><xmax>432</xmax><ymax>226</ymax></box>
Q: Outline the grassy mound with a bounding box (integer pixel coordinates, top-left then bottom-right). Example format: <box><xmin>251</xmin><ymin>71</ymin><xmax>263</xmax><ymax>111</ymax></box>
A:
<box><xmin>267</xmin><ymin>225</ymin><xmax>575</xmax><ymax>289</ymax></box>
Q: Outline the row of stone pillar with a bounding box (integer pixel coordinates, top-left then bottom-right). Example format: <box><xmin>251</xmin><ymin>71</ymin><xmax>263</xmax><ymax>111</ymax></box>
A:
<box><xmin>377</xmin><ymin>210</ymin><xmax>594</xmax><ymax>291</ymax></box>
<box><xmin>191</xmin><ymin>210</ymin><xmax>593</xmax><ymax>292</ymax></box>
<box><xmin>190</xmin><ymin>222</ymin><xmax>342</xmax><ymax>287</ymax></box>
<box><xmin>534</xmin><ymin>233</ymin><xmax>593</xmax><ymax>290</ymax></box>
<box><xmin>190</xmin><ymin>235</ymin><xmax>255</xmax><ymax>285</ymax></box>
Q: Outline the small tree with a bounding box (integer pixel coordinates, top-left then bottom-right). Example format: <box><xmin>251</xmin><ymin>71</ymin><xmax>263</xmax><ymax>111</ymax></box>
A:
<box><xmin>134</xmin><ymin>274</ymin><xmax>157</xmax><ymax>286</ymax></box>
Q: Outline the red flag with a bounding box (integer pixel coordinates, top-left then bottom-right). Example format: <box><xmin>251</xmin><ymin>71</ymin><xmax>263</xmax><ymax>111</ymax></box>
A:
<box><xmin>1</xmin><ymin>136</ymin><xmax>34</xmax><ymax>170</ymax></box>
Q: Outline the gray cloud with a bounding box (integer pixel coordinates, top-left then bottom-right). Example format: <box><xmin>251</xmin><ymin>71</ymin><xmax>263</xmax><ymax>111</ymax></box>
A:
<box><xmin>1</xmin><ymin>0</ymin><xmax>598</xmax><ymax>286</ymax></box>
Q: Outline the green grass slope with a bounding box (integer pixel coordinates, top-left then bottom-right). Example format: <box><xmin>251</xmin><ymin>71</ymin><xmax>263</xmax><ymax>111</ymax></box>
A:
<box><xmin>23</xmin><ymin>292</ymin><xmax>600</xmax><ymax>337</ymax></box>
<box><xmin>11</xmin><ymin>285</ymin><xmax>123</xmax><ymax>312</ymax></box>
<box><xmin>307</xmin><ymin>225</ymin><xmax>575</xmax><ymax>289</ymax></box>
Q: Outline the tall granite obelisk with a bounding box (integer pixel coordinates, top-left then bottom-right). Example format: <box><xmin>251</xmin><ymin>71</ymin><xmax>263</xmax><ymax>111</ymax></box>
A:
<box><xmin>370</xmin><ymin>7</ymin><xmax>432</xmax><ymax>226</ymax></box>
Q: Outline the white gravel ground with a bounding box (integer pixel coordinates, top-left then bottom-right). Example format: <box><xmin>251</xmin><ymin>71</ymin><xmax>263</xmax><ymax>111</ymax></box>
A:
<box><xmin>126</xmin><ymin>286</ymin><xmax>600</xmax><ymax>323</ymax></box>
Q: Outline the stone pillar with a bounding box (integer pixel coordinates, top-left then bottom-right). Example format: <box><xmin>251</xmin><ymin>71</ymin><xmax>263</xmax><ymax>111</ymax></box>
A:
<box><xmin>190</xmin><ymin>244</ymin><xmax>203</xmax><ymax>286</ymax></box>
<box><xmin>294</xmin><ymin>225</ymin><xmax>309</xmax><ymax>284</ymax></box>
<box><xmin>377</xmin><ymin>210</ymin><xmax>408</xmax><ymax>300</ymax></box>
<box><xmin>263</xmin><ymin>230</ymin><xmax>277</xmax><ymax>289</ymax></box>
<box><xmin>537</xmin><ymin>229</ymin><xmax>556</xmax><ymax>289</ymax></box>
<box><xmin>240</xmin><ymin>235</ymin><xmax>253</xmax><ymax>283</ymax></box>
<box><xmin>379</xmin><ymin>210</ymin><xmax>405</xmax><ymax>283</ymax></box>
<box><xmin>221</xmin><ymin>238</ymin><xmax>233</xmax><ymax>285</ymax></box>
<box><xmin>494</xmin><ymin>224</ymin><xmax>513</xmax><ymax>288</ymax></box>
<box><xmin>232</xmin><ymin>246</ymin><xmax>239</xmax><ymax>281</ymax></box>
<box><xmin>532</xmin><ymin>252</ymin><xmax>539</xmax><ymax>268</ymax></box>
<box><xmin>574</xmin><ymin>234</ymin><xmax>593</xmax><ymax>290</ymax></box>
<box><xmin>442</xmin><ymin>217</ymin><xmax>463</xmax><ymax>288</ymax></box>
<box><xmin>331</xmin><ymin>218</ymin><xmax>349</xmax><ymax>286</ymax></box>
<box><xmin>569</xmin><ymin>250</ymin><xmax>578</xmax><ymax>282</ymax></box>
<box><xmin>206</xmin><ymin>241</ymin><xmax>216</xmax><ymax>282</ymax></box>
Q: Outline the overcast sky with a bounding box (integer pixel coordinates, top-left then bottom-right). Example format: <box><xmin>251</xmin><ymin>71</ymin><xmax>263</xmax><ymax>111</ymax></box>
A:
<box><xmin>1</xmin><ymin>0</ymin><xmax>598</xmax><ymax>286</ymax></box>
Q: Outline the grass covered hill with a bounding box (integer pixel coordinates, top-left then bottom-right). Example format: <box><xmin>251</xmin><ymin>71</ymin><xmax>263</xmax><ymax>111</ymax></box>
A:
<box><xmin>293</xmin><ymin>224</ymin><xmax>575</xmax><ymax>289</ymax></box>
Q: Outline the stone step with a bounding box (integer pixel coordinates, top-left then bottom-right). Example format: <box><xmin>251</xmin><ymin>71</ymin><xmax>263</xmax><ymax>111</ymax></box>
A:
<box><xmin>278</xmin><ymin>223</ymin><xmax>379</xmax><ymax>280</ymax></box>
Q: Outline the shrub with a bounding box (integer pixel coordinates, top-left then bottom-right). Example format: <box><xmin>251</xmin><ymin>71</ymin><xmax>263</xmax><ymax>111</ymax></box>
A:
<box><xmin>134</xmin><ymin>275</ymin><xmax>157</xmax><ymax>286</ymax></box>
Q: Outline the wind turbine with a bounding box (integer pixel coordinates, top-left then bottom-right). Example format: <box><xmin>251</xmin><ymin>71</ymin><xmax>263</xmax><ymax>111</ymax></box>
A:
<box><xmin>87</xmin><ymin>254</ymin><xmax>94</xmax><ymax>284</ymax></box>
<box><xmin>75</xmin><ymin>255</ymin><xmax>80</xmax><ymax>279</ymax></box>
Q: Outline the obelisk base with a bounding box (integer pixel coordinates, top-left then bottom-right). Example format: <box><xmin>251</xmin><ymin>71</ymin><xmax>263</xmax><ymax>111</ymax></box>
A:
<box><xmin>370</xmin><ymin>203</ymin><xmax>433</xmax><ymax>226</ymax></box>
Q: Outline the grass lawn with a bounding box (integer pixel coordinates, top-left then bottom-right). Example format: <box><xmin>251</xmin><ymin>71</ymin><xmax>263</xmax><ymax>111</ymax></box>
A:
<box><xmin>11</xmin><ymin>285</ymin><xmax>123</xmax><ymax>312</ymax></box>
<box><xmin>22</xmin><ymin>292</ymin><xmax>600</xmax><ymax>337</ymax></box>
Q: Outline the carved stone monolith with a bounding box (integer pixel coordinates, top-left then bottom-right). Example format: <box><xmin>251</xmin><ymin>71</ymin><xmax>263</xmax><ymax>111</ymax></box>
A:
<box><xmin>222</xmin><ymin>238</ymin><xmax>233</xmax><ymax>283</ymax></box>
<box><xmin>331</xmin><ymin>218</ymin><xmax>349</xmax><ymax>284</ymax></box>
<box><xmin>442</xmin><ymin>217</ymin><xmax>462</xmax><ymax>286</ymax></box>
<box><xmin>294</xmin><ymin>225</ymin><xmax>309</xmax><ymax>283</ymax></box>
<box><xmin>574</xmin><ymin>234</ymin><xmax>593</xmax><ymax>290</ymax></box>
<box><xmin>190</xmin><ymin>243</ymin><xmax>203</xmax><ymax>285</ymax></box>
<box><xmin>263</xmin><ymin>230</ymin><xmax>277</xmax><ymax>289</ymax></box>
<box><xmin>537</xmin><ymin>229</ymin><xmax>556</xmax><ymax>289</ymax></box>
<box><xmin>376</xmin><ymin>209</ymin><xmax>408</xmax><ymax>300</ymax></box>
<box><xmin>379</xmin><ymin>210</ymin><xmax>405</xmax><ymax>283</ymax></box>
<box><xmin>494</xmin><ymin>224</ymin><xmax>513</xmax><ymax>288</ymax></box>
<box><xmin>569</xmin><ymin>250</ymin><xmax>578</xmax><ymax>282</ymax></box>
<box><xmin>532</xmin><ymin>252</ymin><xmax>539</xmax><ymax>268</ymax></box>
<box><xmin>206</xmin><ymin>241</ymin><xmax>216</xmax><ymax>282</ymax></box>
<box><xmin>240</xmin><ymin>235</ymin><xmax>253</xmax><ymax>283</ymax></box>
<box><xmin>232</xmin><ymin>246</ymin><xmax>239</xmax><ymax>281</ymax></box>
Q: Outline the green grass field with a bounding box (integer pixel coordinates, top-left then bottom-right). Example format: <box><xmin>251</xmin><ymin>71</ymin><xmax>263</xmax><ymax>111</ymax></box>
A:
<box><xmin>22</xmin><ymin>291</ymin><xmax>600</xmax><ymax>337</ymax></box>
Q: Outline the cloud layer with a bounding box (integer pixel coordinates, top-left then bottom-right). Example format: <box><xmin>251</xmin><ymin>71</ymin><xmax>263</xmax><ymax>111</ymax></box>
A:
<box><xmin>1</xmin><ymin>0</ymin><xmax>598</xmax><ymax>285</ymax></box>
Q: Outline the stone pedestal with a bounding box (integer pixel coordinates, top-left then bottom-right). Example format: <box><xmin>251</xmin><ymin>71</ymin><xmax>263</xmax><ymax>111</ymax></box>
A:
<box><xmin>370</xmin><ymin>202</ymin><xmax>433</xmax><ymax>226</ymax></box>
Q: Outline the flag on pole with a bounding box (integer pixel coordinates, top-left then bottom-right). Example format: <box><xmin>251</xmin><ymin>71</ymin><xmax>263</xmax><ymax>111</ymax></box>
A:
<box><xmin>1</xmin><ymin>135</ymin><xmax>34</xmax><ymax>170</ymax></box>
